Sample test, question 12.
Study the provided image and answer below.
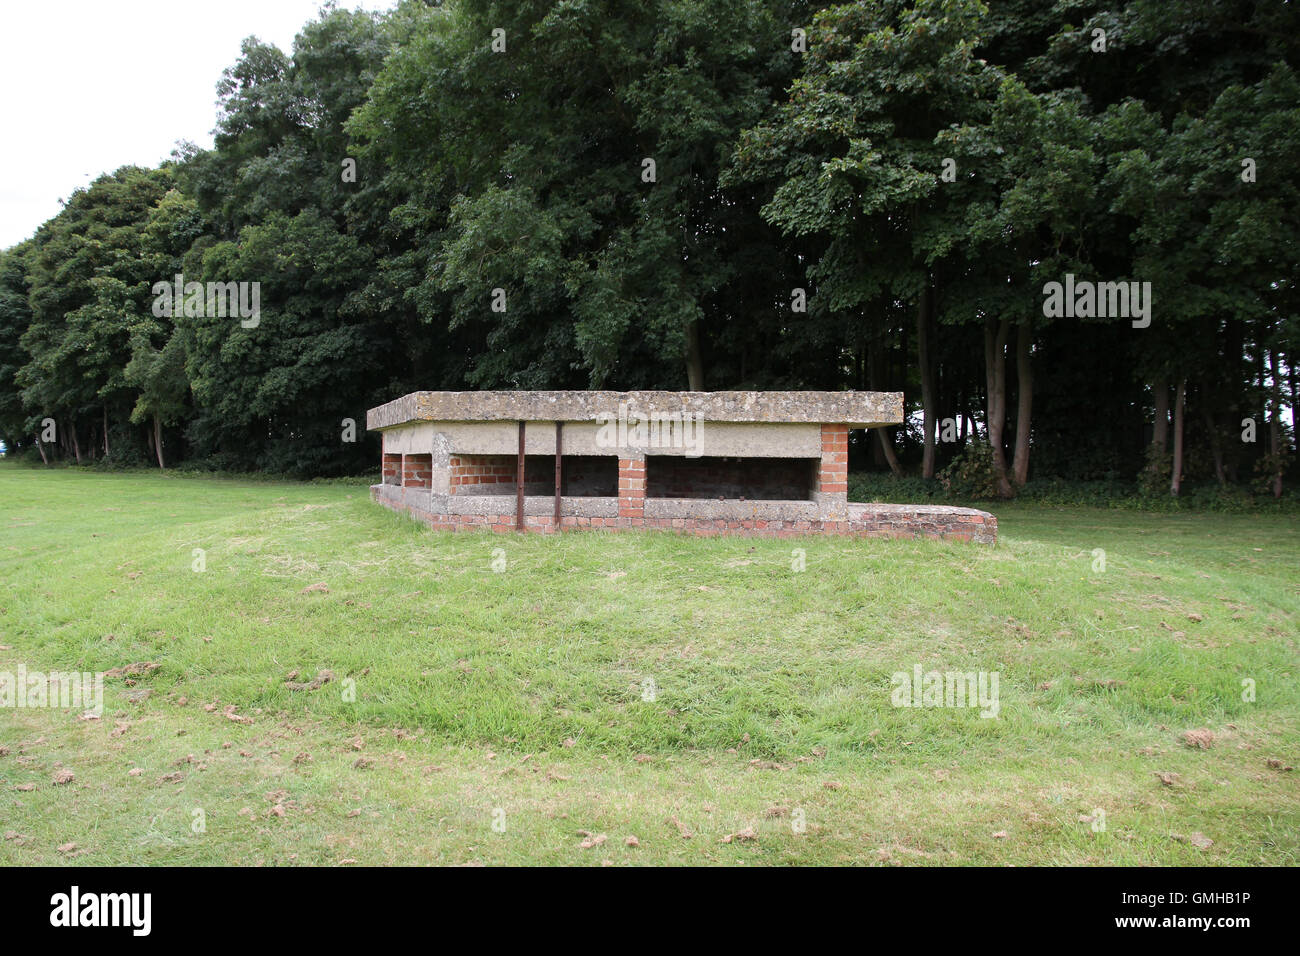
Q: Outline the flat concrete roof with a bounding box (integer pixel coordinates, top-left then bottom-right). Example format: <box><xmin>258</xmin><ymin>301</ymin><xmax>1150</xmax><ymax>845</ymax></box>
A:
<box><xmin>367</xmin><ymin>390</ymin><xmax>904</xmax><ymax>431</ymax></box>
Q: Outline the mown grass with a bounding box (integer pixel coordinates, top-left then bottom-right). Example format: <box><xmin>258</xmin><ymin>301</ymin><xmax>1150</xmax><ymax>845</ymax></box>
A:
<box><xmin>1</xmin><ymin>465</ymin><xmax>1297</xmax><ymax>865</ymax></box>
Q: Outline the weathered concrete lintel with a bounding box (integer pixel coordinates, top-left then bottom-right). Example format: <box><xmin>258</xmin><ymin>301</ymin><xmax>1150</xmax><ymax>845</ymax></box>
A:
<box><xmin>367</xmin><ymin>390</ymin><xmax>904</xmax><ymax>431</ymax></box>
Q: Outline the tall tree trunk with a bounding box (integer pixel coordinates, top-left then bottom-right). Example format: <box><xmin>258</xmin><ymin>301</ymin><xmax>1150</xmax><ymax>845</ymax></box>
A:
<box><xmin>1225</xmin><ymin>318</ymin><xmax>1245</xmax><ymax>482</ymax></box>
<box><xmin>103</xmin><ymin>405</ymin><xmax>110</xmax><ymax>457</ymax></box>
<box><xmin>917</xmin><ymin>285</ymin><xmax>937</xmax><ymax>479</ymax></box>
<box><xmin>1289</xmin><ymin>351</ymin><xmax>1297</xmax><ymax>434</ymax></box>
<box><xmin>870</xmin><ymin>428</ymin><xmax>884</xmax><ymax>468</ymax></box>
<box><xmin>868</xmin><ymin>337</ymin><xmax>903</xmax><ymax>476</ymax></box>
<box><xmin>1202</xmin><ymin>405</ymin><xmax>1226</xmax><ymax>485</ymax></box>
<box><xmin>1257</xmin><ymin>327</ymin><xmax>1267</xmax><ymax>420</ymax></box>
<box><xmin>1152</xmin><ymin>382</ymin><xmax>1169</xmax><ymax>455</ymax></box>
<box><xmin>154</xmin><ymin>413</ymin><xmax>165</xmax><ymax>470</ymax></box>
<box><xmin>983</xmin><ymin>316</ymin><xmax>1014</xmax><ymax>498</ymax></box>
<box><xmin>37</xmin><ymin>438</ymin><xmax>49</xmax><ymax>465</ymax></box>
<box><xmin>71</xmin><ymin>420</ymin><xmax>82</xmax><ymax>465</ymax></box>
<box><xmin>1170</xmin><ymin>381</ymin><xmax>1186</xmax><ymax>496</ymax></box>
<box><xmin>876</xmin><ymin>427</ymin><xmax>903</xmax><ymax>476</ymax></box>
<box><xmin>684</xmin><ymin>319</ymin><xmax>704</xmax><ymax>391</ymax></box>
<box><xmin>1268</xmin><ymin>347</ymin><xmax>1283</xmax><ymax>498</ymax></box>
<box><xmin>1012</xmin><ymin>319</ymin><xmax>1033</xmax><ymax>486</ymax></box>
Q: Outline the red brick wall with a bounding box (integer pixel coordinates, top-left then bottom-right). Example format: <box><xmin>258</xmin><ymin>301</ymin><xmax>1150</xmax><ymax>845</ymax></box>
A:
<box><xmin>817</xmin><ymin>424</ymin><xmax>848</xmax><ymax>495</ymax></box>
<box><xmin>402</xmin><ymin>453</ymin><xmax>432</xmax><ymax>488</ymax></box>
<box><xmin>449</xmin><ymin>454</ymin><xmax>517</xmax><ymax>492</ymax></box>
<box><xmin>382</xmin><ymin>453</ymin><xmax>402</xmax><ymax>486</ymax></box>
<box><xmin>618</xmin><ymin>458</ymin><xmax>645</xmax><ymax>520</ymax></box>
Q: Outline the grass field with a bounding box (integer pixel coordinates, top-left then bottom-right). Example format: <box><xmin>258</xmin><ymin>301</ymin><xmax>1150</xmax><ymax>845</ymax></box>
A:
<box><xmin>1</xmin><ymin>464</ymin><xmax>1297</xmax><ymax>865</ymax></box>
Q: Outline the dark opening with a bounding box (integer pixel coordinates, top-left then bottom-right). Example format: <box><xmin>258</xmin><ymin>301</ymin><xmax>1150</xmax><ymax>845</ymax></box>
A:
<box><xmin>645</xmin><ymin>456</ymin><xmax>817</xmax><ymax>500</ymax></box>
<box><xmin>558</xmin><ymin>455</ymin><xmax>619</xmax><ymax>497</ymax></box>
<box><xmin>450</xmin><ymin>454</ymin><xmax>617</xmax><ymax>497</ymax></box>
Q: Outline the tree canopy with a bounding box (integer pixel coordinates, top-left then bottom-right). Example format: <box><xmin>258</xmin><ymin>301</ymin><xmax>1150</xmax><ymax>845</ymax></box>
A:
<box><xmin>1</xmin><ymin>0</ymin><xmax>1295</xmax><ymax>494</ymax></box>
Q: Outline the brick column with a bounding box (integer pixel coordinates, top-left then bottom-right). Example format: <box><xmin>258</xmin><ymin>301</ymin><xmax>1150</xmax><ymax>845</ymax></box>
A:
<box><xmin>816</xmin><ymin>424</ymin><xmax>848</xmax><ymax>521</ymax></box>
<box><xmin>618</xmin><ymin>457</ymin><xmax>646</xmax><ymax>524</ymax></box>
<box><xmin>817</xmin><ymin>425</ymin><xmax>848</xmax><ymax>493</ymax></box>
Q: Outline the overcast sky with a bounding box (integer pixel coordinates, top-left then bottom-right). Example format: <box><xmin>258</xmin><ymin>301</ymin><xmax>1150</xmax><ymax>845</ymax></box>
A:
<box><xmin>0</xmin><ymin>0</ymin><xmax>399</xmax><ymax>250</ymax></box>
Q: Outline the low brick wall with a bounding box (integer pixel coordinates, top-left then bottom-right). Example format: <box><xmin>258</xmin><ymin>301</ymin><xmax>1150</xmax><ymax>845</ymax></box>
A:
<box><xmin>370</xmin><ymin>485</ymin><xmax>996</xmax><ymax>544</ymax></box>
<box><xmin>449</xmin><ymin>454</ymin><xmax>517</xmax><ymax>492</ymax></box>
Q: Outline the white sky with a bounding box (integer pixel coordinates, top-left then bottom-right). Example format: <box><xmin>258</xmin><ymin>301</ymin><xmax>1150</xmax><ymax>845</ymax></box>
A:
<box><xmin>0</xmin><ymin>0</ymin><xmax>398</xmax><ymax>250</ymax></box>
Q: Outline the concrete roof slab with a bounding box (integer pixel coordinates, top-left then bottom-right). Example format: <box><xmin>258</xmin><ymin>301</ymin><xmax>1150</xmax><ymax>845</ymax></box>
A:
<box><xmin>367</xmin><ymin>390</ymin><xmax>903</xmax><ymax>431</ymax></box>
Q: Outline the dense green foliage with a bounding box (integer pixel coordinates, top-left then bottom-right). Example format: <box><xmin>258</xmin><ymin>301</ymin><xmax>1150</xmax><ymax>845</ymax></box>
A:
<box><xmin>1</xmin><ymin>0</ymin><xmax>1295</xmax><ymax>493</ymax></box>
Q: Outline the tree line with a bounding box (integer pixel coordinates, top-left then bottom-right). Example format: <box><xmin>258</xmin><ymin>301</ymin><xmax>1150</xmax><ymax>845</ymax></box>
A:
<box><xmin>0</xmin><ymin>0</ymin><xmax>1295</xmax><ymax>496</ymax></box>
